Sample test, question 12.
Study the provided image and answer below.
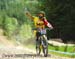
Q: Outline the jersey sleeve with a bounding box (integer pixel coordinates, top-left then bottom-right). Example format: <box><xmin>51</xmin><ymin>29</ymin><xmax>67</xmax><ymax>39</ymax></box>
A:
<box><xmin>43</xmin><ymin>18</ymin><xmax>53</xmax><ymax>28</ymax></box>
<box><xmin>33</xmin><ymin>16</ymin><xmax>39</xmax><ymax>21</ymax></box>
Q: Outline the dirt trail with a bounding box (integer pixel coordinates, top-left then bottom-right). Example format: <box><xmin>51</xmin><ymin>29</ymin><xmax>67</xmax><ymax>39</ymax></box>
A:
<box><xmin>0</xmin><ymin>29</ymin><xmax>75</xmax><ymax>59</ymax></box>
<box><xmin>0</xmin><ymin>45</ymin><xmax>75</xmax><ymax>59</ymax></box>
<box><xmin>0</xmin><ymin>29</ymin><xmax>14</xmax><ymax>47</ymax></box>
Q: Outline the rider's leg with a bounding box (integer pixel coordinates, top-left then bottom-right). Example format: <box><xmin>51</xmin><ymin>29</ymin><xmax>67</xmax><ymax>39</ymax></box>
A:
<box><xmin>36</xmin><ymin>32</ymin><xmax>40</xmax><ymax>49</ymax></box>
<box><xmin>36</xmin><ymin>32</ymin><xmax>41</xmax><ymax>55</ymax></box>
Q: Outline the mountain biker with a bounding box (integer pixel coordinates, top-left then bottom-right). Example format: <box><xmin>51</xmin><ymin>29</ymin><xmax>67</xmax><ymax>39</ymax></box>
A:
<box><xmin>25</xmin><ymin>11</ymin><xmax>53</xmax><ymax>52</ymax></box>
<box><xmin>25</xmin><ymin>11</ymin><xmax>53</xmax><ymax>30</ymax></box>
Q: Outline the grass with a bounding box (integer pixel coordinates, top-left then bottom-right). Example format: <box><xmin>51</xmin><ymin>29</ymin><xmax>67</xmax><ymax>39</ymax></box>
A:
<box><xmin>48</xmin><ymin>44</ymin><xmax>75</xmax><ymax>58</ymax></box>
<box><xmin>48</xmin><ymin>45</ymin><xmax>75</xmax><ymax>53</ymax></box>
<box><xmin>49</xmin><ymin>51</ymin><xmax>74</xmax><ymax>58</ymax></box>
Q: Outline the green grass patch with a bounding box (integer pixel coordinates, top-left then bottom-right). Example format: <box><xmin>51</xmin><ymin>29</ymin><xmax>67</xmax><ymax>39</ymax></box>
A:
<box><xmin>49</xmin><ymin>51</ymin><xmax>75</xmax><ymax>58</ymax></box>
<box><xmin>48</xmin><ymin>44</ymin><xmax>75</xmax><ymax>58</ymax></box>
<box><xmin>48</xmin><ymin>45</ymin><xmax>75</xmax><ymax>53</ymax></box>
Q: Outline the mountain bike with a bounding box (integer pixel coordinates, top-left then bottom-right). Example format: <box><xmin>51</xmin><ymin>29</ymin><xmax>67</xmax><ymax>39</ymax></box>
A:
<box><xmin>33</xmin><ymin>28</ymin><xmax>50</xmax><ymax>57</ymax></box>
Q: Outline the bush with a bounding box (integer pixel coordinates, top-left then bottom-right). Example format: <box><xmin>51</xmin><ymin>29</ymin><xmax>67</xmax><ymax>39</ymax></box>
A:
<box><xmin>0</xmin><ymin>15</ymin><xmax>3</xmax><ymax>27</ymax></box>
<box><xmin>4</xmin><ymin>16</ymin><xmax>18</xmax><ymax>37</ymax></box>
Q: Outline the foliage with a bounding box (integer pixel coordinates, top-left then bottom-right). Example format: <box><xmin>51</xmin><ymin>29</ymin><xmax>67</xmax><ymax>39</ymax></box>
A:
<box><xmin>4</xmin><ymin>16</ymin><xmax>18</xmax><ymax>37</ymax></box>
<box><xmin>0</xmin><ymin>0</ymin><xmax>38</xmax><ymax>42</ymax></box>
<box><xmin>0</xmin><ymin>0</ymin><xmax>75</xmax><ymax>43</ymax></box>
<box><xmin>0</xmin><ymin>15</ymin><xmax>3</xmax><ymax>27</ymax></box>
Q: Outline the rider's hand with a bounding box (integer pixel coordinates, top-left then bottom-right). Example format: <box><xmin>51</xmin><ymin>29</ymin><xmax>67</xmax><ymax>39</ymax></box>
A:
<box><xmin>26</xmin><ymin>12</ymin><xmax>29</xmax><ymax>15</ymax></box>
<box><xmin>49</xmin><ymin>27</ymin><xmax>53</xmax><ymax>30</ymax></box>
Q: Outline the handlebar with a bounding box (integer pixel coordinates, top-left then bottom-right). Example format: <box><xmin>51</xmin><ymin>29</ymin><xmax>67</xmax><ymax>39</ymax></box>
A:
<box><xmin>45</xmin><ymin>28</ymin><xmax>52</xmax><ymax>30</ymax></box>
<box><xmin>32</xmin><ymin>28</ymin><xmax>52</xmax><ymax>31</ymax></box>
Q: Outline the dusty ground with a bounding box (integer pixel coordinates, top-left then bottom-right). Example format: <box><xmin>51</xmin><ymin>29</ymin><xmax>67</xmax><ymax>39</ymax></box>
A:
<box><xmin>0</xmin><ymin>45</ymin><xmax>75</xmax><ymax>59</ymax></box>
<box><xmin>0</xmin><ymin>29</ymin><xmax>75</xmax><ymax>59</ymax></box>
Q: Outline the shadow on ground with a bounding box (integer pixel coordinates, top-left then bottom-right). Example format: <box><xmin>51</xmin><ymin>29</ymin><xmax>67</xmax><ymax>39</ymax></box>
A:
<box><xmin>11</xmin><ymin>53</ymin><xmax>51</xmax><ymax>57</ymax></box>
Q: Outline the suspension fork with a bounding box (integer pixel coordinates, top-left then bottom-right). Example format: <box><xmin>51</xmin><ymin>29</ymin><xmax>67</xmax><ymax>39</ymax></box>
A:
<box><xmin>37</xmin><ymin>35</ymin><xmax>48</xmax><ymax>50</ymax></box>
<box><xmin>42</xmin><ymin>35</ymin><xmax>48</xmax><ymax>48</ymax></box>
<box><xmin>42</xmin><ymin>35</ymin><xmax>47</xmax><ymax>41</ymax></box>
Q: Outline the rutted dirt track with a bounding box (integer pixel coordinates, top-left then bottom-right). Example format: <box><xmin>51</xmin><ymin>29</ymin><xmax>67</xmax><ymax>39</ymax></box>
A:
<box><xmin>0</xmin><ymin>29</ymin><xmax>75</xmax><ymax>59</ymax></box>
<box><xmin>0</xmin><ymin>38</ymin><xmax>75</xmax><ymax>59</ymax></box>
<box><xmin>0</xmin><ymin>46</ymin><xmax>75</xmax><ymax>59</ymax></box>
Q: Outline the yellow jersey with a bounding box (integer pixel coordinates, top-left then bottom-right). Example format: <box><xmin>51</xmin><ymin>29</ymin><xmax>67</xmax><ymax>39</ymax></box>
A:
<box><xmin>33</xmin><ymin>16</ymin><xmax>45</xmax><ymax>29</ymax></box>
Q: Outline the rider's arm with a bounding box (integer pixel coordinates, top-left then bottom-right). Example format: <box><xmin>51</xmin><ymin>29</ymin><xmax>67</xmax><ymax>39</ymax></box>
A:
<box><xmin>25</xmin><ymin>12</ymin><xmax>34</xmax><ymax>20</ymax></box>
<box><xmin>43</xmin><ymin>18</ymin><xmax>53</xmax><ymax>29</ymax></box>
<box><xmin>47</xmin><ymin>22</ymin><xmax>53</xmax><ymax>29</ymax></box>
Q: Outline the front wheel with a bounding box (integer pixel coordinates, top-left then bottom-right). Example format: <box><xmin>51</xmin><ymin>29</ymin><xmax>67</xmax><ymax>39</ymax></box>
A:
<box><xmin>43</xmin><ymin>46</ymin><xmax>48</xmax><ymax>57</ymax></box>
<box><xmin>42</xmin><ymin>35</ymin><xmax>48</xmax><ymax>57</ymax></box>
